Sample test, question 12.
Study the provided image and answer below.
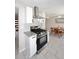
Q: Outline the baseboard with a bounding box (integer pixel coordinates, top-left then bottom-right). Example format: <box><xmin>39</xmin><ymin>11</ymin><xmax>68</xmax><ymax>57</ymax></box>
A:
<box><xmin>19</xmin><ymin>48</ymin><xmax>26</xmax><ymax>53</ymax></box>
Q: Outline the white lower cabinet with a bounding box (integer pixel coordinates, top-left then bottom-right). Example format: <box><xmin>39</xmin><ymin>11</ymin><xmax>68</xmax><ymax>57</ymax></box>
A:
<box><xmin>25</xmin><ymin>32</ymin><xmax>37</xmax><ymax>58</ymax></box>
<box><xmin>29</xmin><ymin>35</ymin><xmax>37</xmax><ymax>57</ymax></box>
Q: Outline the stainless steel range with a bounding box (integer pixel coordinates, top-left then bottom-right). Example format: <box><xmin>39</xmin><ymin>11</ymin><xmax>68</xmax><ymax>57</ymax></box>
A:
<box><xmin>30</xmin><ymin>26</ymin><xmax>47</xmax><ymax>52</ymax></box>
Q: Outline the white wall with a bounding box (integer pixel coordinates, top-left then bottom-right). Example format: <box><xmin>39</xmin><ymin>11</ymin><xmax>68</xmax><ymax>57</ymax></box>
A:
<box><xmin>46</xmin><ymin>17</ymin><xmax>64</xmax><ymax>32</ymax></box>
<box><xmin>39</xmin><ymin>12</ymin><xmax>46</xmax><ymax>29</ymax></box>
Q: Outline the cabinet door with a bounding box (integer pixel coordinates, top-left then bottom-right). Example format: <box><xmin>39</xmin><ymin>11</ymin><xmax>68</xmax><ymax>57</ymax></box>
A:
<box><xmin>29</xmin><ymin>35</ymin><xmax>37</xmax><ymax>57</ymax></box>
<box><xmin>26</xmin><ymin>6</ymin><xmax>33</xmax><ymax>23</ymax></box>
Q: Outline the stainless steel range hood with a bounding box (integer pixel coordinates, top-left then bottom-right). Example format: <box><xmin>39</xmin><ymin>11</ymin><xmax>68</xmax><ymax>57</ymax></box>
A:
<box><xmin>33</xmin><ymin>6</ymin><xmax>44</xmax><ymax>19</ymax></box>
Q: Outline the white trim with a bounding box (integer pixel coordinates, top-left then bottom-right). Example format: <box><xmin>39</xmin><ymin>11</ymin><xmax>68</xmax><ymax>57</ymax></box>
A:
<box><xmin>19</xmin><ymin>48</ymin><xmax>26</xmax><ymax>53</ymax></box>
<box><xmin>47</xmin><ymin>31</ymin><xmax>49</xmax><ymax>42</ymax></box>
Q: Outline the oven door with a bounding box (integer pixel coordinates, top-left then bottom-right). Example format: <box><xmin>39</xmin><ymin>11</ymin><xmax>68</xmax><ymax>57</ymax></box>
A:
<box><xmin>37</xmin><ymin>35</ymin><xmax>47</xmax><ymax>51</ymax></box>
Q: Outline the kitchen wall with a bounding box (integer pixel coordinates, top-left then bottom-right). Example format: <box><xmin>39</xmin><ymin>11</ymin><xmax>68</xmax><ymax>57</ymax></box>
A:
<box><xmin>46</xmin><ymin>16</ymin><xmax>64</xmax><ymax>32</ymax></box>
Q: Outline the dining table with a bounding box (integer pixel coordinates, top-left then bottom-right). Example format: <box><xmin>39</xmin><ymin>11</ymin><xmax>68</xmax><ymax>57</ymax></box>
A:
<box><xmin>51</xmin><ymin>27</ymin><xmax>64</xmax><ymax>36</ymax></box>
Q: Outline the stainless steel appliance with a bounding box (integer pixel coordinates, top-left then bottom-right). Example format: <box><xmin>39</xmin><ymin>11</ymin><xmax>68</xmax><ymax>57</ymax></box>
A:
<box><xmin>30</xmin><ymin>26</ymin><xmax>47</xmax><ymax>51</ymax></box>
<box><xmin>33</xmin><ymin>6</ymin><xmax>45</xmax><ymax>19</ymax></box>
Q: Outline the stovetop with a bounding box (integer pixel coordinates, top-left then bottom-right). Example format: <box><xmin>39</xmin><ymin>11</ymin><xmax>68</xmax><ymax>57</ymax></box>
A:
<box><xmin>31</xmin><ymin>28</ymin><xmax>46</xmax><ymax>34</ymax></box>
<box><xmin>31</xmin><ymin>29</ymin><xmax>47</xmax><ymax>38</ymax></box>
<box><xmin>30</xmin><ymin>26</ymin><xmax>47</xmax><ymax>37</ymax></box>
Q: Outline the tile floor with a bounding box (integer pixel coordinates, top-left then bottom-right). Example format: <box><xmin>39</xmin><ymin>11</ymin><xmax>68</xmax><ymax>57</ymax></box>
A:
<box><xmin>15</xmin><ymin>34</ymin><xmax>64</xmax><ymax>59</ymax></box>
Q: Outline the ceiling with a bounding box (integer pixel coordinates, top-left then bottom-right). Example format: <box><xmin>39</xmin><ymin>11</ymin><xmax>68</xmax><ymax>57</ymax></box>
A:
<box><xmin>16</xmin><ymin>0</ymin><xmax>64</xmax><ymax>17</ymax></box>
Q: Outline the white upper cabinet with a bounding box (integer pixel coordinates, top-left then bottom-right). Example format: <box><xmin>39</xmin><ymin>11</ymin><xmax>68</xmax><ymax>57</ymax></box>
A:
<box><xmin>26</xmin><ymin>6</ymin><xmax>33</xmax><ymax>23</ymax></box>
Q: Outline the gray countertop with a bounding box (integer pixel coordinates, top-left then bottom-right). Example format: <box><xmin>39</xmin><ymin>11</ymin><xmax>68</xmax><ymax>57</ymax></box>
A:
<box><xmin>24</xmin><ymin>31</ymin><xmax>36</xmax><ymax>37</ymax></box>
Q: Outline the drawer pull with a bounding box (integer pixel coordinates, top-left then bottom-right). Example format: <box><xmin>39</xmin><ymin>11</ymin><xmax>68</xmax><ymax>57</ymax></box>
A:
<box><xmin>32</xmin><ymin>37</ymin><xmax>35</xmax><ymax>39</ymax></box>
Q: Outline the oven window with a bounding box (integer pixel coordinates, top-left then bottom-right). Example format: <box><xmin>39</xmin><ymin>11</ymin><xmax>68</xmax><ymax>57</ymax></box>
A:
<box><xmin>40</xmin><ymin>36</ymin><xmax>46</xmax><ymax>44</ymax></box>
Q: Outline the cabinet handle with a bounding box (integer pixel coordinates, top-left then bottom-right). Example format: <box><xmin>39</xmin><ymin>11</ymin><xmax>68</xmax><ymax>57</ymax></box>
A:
<box><xmin>32</xmin><ymin>36</ymin><xmax>35</xmax><ymax>39</ymax></box>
